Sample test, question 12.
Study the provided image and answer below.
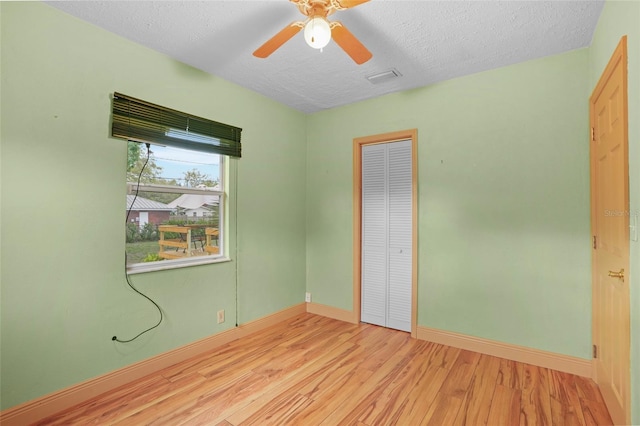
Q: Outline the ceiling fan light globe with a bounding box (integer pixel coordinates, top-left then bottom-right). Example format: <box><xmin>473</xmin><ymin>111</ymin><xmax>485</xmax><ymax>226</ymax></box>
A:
<box><xmin>304</xmin><ymin>17</ymin><xmax>331</xmax><ymax>49</ymax></box>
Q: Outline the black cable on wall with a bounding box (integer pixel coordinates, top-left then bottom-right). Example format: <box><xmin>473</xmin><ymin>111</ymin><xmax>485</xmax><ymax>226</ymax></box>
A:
<box><xmin>113</xmin><ymin>143</ymin><xmax>164</xmax><ymax>343</ymax></box>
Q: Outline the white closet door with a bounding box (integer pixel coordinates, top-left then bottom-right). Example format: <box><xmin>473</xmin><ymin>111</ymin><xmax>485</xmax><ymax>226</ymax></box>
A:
<box><xmin>361</xmin><ymin>140</ymin><xmax>412</xmax><ymax>332</ymax></box>
<box><xmin>360</xmin><ymin>144</ymin><xmax>387</xmax><ymax>327</ymax></box>
<box><xmin>387</xmin><ymin>140</ymin><xmax>412</xmax><ymax>332</ymax></box>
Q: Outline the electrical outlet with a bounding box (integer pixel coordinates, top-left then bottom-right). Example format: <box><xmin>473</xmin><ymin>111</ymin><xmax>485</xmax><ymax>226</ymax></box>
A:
<box><xmin>217</xmin><ymin>310</ymin><xmax>225</xmax><ymax>324</ymax></box>
<box><xmin>305</xmin><ymin>292</ymin><xmax>311</xmax><ymax>303</ymax></box>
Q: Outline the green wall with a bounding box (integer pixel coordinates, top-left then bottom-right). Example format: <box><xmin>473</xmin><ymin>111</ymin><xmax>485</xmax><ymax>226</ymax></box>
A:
<box><xmin>307</xmin><ymin>49</ymin><xmax>591</xmax><ymax>358</ymax></box>
<box><xmin>589</xmin><ymin>1</ymin><xmax>640</xmax><ymax>422</ymax></box>
<box><xmin>0</xmin><ymin>2</ymin><xmax>306</xmax><ymax>410</ymax></box>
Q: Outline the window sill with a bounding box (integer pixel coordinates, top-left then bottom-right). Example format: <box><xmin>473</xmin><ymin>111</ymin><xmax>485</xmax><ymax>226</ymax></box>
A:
<box><xmin>126</xmin><ymin>256</ymin><xmax>232</xmax><ymax>275</ymax></box>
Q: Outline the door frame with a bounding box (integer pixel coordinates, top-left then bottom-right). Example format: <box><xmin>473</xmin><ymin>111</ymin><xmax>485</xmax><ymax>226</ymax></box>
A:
<box><xmin>353</xmin><ymin>129</ymin><xmax>418</xmax><ymax>337</ymax></box>
<box><xmin>589</xmin><ymin>35</ymin><xmax>630</xmax><ymax>425</ymax></box>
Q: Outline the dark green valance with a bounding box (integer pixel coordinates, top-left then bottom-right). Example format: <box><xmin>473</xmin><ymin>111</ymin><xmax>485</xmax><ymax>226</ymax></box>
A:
<box><xmin>111</xmin><ymin>92</ymin><xmax>242</xmax><ymax>158</ymax></box>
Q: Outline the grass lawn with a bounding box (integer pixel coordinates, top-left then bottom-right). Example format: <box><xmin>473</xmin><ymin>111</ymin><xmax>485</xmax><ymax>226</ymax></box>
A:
<box><xmin>126</xmin><ymin>241</ymin><xmax>160</xmax><ymax>264</ymax></box>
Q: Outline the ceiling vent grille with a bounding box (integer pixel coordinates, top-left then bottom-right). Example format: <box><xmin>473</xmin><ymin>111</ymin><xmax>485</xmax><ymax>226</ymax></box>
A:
<box><xmin>366</xmin><ymin>68</ymin><xmax>402</xmax><ymax>85</ymax></box>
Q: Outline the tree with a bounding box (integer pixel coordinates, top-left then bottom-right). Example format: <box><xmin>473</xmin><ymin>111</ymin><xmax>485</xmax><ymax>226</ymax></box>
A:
<box><xmin>126</xmin><ymin>142</ymin><xmax>180</xmax><ymax>204</ymax></box>
<box><xmin>182</xmin><ymin>168</ymin><xmax>218</xmax><ymax>188</ymax></box>
<box><xmin>126</xmin><ymin>142</ymin><xmax>165</xmax><ymax>184</ymax></box>
<box><xmin>127</xmin><ymin>141</ymin><xmax>140</xmax><ymax>172</ymax></box>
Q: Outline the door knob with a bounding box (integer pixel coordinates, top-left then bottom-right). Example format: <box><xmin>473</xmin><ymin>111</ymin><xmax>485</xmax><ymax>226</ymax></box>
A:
<box><xmin>608</xmin><ymin>268</ymin><xmax>625</xmax><ymax>281</ymax></box>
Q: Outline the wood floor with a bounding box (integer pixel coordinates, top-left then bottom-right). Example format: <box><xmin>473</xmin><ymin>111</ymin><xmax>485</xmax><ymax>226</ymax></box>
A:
<box><xmin>37</xmin><ymin>313</ymin><xmax>613</xmax><ymax>425</ymax></box>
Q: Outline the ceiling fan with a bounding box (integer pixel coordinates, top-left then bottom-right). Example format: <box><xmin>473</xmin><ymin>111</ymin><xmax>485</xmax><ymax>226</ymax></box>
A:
<box><xmin>253</xmin><ymin>0</ymin><xmax>372</xmax><ymax>65</ymax></box>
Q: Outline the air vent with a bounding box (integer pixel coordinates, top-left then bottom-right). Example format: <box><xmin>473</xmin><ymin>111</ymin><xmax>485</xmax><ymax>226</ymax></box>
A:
<box><xmin>366</xmin><ymin>68</ymin><xmax>402</xmax><ymax>85</ymax></box>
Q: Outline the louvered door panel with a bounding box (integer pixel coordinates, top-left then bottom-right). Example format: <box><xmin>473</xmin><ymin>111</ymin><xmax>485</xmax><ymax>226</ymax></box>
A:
<box><xmin>387</xmin><ymin>140</ymin><xmax>412</xmax><ymax>332</ymax></box>
<box><xmin>361</xmin><ymin>140</ymin><xmax>412</xmax><ymax>332</ymax></box>
<box><xmin>360</xmin><ymin>144</ymin><xmax>387</xmax><ymax>327</ymax></box>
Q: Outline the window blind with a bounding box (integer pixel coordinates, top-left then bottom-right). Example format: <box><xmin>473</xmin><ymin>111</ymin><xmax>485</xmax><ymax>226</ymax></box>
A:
<box><xmin>112</xmin><ymin>92</ymin><xmax>242</xmax><ymax>158</ymax></box>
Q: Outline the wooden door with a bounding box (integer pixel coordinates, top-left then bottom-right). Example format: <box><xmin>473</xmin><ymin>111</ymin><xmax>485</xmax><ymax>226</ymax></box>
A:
<box><xmin>590</xmin><ymin>36</ymin><xmax>630</xmax><ymax>426</ymax></box>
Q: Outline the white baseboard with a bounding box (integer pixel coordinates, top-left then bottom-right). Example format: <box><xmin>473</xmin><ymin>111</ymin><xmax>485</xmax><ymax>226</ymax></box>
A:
<box><xmin>0</xmin><ymin>303</ymin><xmax>307</xmax><ymax>426</ymax></box>
<box><xmin>306</xmin><ymin>302</ymin><xmax>357</xmax><ymax>324</ymax></box>
<box><xmin>417</xmin><ymin>326</ymin><xmax>592</xmax><ymax>377</ymax></box>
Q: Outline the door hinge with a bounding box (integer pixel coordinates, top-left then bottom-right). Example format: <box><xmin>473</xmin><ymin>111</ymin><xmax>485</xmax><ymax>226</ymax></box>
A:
<box><xmin>593</xmin><ymin>235</ymin><xmax>597</xmax><ymax>249</ymax></box>
<box><xmin>593</xmin><ymin>344</ymin><xmax>598</xmax><ymax>359</ymax></box>
<box><xmin>591</xmin><ymin>127</ymin><xmax>595</xmax><ymax>142</ymax></box>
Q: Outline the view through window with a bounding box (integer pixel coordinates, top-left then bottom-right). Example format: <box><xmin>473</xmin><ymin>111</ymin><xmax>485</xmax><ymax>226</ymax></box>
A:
<box><xmin>125</xmin><ymin>142</ymin><xmax>224</xmax><ymax>269</ymax></box>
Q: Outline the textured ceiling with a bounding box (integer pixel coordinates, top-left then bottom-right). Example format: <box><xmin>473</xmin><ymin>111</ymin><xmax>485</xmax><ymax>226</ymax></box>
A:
<box><xmin>47</xmin><ymin>0</ymin><xmax>604</xmax><ymax>114</ymax></box>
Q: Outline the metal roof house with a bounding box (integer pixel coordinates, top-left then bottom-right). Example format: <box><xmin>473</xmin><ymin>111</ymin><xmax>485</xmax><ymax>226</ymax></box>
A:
<box><xmin>166</xmin><ymin>193</ymin><xmax>219</xmax><ymax>218</ymax></box>
<box><xmin>126</xmin><ymin>195</ymin><xmax>174</xmax><ymax>227</ymax></box>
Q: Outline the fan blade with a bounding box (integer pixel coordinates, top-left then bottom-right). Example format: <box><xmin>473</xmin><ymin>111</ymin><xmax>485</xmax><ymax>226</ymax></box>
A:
<box><xmin>332</xmin><ymin>0</ymin><xmax>370</xmax><ymax>9</ymax></box>
<box><xmin>253</xmin><ymin>22</ymin><xmax>304</xmax><ymax>58</ymax></box>
<box><xmin>331</xmin><ymin>22</ymin><xmax>372</xmax><ymax>64</ymax></box>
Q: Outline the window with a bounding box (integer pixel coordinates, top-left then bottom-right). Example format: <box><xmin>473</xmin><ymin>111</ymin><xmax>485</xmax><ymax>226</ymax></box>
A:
<box><xmin>112</xmin><ymin>93</ymin><xmax>241</xmax><ymax>273</ymax></box>
<box><xmin>125</xmin><ymin>142</ymin><xmax>225</xmax><ymax>271</ymax></box>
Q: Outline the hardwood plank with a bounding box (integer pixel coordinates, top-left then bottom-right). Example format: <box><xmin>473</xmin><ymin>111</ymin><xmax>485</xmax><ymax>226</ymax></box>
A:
<box><xmin>453</xmin><ymin>354</ymin><xmax>501</xmax><ymax>426</ymax></box>
<box><xmin>420</xmin><ymin>391</ymin><xmax>465</xmax><ymax>426</ymax></box>
<box><xmin>185</xmin><ymin>330</ymin><xmax>357</xmax><ymax>425</ymax></box>
<box><xmin>520</xmin><ymin>364</ymin><xmax>552</xmax><ymax>426</ymax></box>
<box><xmin>315</xmin><ymin>338</ymin><xmax>419</xmax><ymax>425</ymax></box>
<box><xmin>86</xmin><ymin>373</ymin><xmax>206</xmax><ymax>425</ymax></box>
<box><xmin>425</xmin><ymin>341</ymin><xmax>461</xmax><ymax>370</ymax></box>
<box><xmin>439</xmin><ymin>349</ymin><xmax>481</xmax><ymax>397</ymax></box>
<box><xmin>291</xmin><ymin>366</ymin><xmax>375</xmax><ymax>425</ymax></box>
<box><xmin>581</xmin><ymin>399</ymin><xmax>614</xmax><ymax>426</ymax></box>
<box><xmin>487</xmin><ymin>384</ymin><xmax>521</xmax><ymax>426</ymax></box>
<box><xmin>32</xmin><ymin>314</ymin><xmax>613</xmax><ymax>426</ymax></box>
<box><xmin>160</xmin><ymin>313</ymin><xmax>327</xmax><ymax>381</ymax></box>
<box><xmin>573</xmin><ymin>376</ymin><xmax>613</xmax><ymax>426</ymax></box>
<box><xmin>237</xmin><ymin>392</ymin><xmax>314</xmax><ymax>425</ymax></box>
<box><xmin>355</xmin><ymin>340</ymin><xmax>434</xmax><ymax>425</ymax></box>
<box><xmin>123</xmin><ymin>371</ymin><xmax>268</xmax><ymax>425</ymax></box>
<box><xmin>393</xmin><ymin>364</ymin><xmax>451</xmax><ymax>424</ymax></box>
<box><xmin>576</xmin><ymin>375</ymin><xmax>613</xmax><ymax>426</ymax></box>
<box><xmin>497</xmin><ymin>357</ymin><xmax>524</xmax><ymax>390</ymax></box>
<box><xmin>548</xmin><ymin>370</ymin><xmax>586</xmax><ymax>426</ymax></box>
<box><xmin>573</xmin><ymin>375</ymin><xmax>606</xmax><ymax>404</ymax></box>
<box><xmin>33</xmin><ymin>374</ymin><xmax>170</xmax><ymax>425</ymax></box>
<box><xmin>224</xmin><ymin>340</ymin><xmax>359</xmax><ymax>425</ymax></box>
<box><xmin>347</xmin><ymin>326</ymin><xmax>412</xmax><ymax>372</ymax></box>
<box><xmin>296</xmin><ymin>343</ymin><xmax>369</xmax><ymax>400</ymax></box>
